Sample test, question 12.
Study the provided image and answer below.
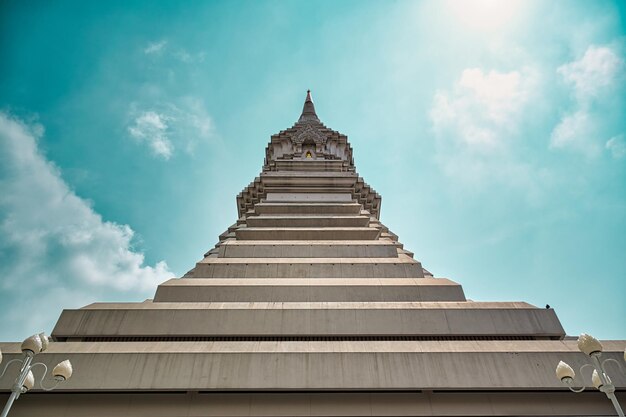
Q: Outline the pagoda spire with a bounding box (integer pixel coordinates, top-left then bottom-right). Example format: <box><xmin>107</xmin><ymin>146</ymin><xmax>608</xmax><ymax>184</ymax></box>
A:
<box><xmin>298</xmin><ymin>89</ymin><xmax>320</xmax><ymax>123</ymax></box>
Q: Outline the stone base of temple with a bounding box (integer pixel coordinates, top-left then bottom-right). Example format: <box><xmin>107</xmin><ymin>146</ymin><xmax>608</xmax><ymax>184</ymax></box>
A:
<box><xmin>3</xmin><ymin>391</ymin><xmax>625</xmax><ymax>416</ymax></box>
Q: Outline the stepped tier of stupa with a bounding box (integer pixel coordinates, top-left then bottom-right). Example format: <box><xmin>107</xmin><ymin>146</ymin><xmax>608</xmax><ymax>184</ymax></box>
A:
<box><xmin>1</xmin><ymin>91</ymin><xmax>624</xmax><ymax>416</ymax></box>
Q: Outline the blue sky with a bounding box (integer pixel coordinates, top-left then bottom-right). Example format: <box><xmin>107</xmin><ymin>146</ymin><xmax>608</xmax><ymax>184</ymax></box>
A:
<box><xmin>0</xmin><ymin>0</ymin><xmax>624</xmax><ymax>341</ymax></box>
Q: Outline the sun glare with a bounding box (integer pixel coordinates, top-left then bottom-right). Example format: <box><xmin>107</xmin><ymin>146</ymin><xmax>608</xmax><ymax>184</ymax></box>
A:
<box><xmin>445</xmin><ymin>0</ymin><xmax>524</xmax><ymax>31</ymax></box>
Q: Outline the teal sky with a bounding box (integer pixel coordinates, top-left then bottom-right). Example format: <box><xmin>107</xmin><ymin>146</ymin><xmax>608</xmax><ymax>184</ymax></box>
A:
<box><xmin>0</xmin><ymin>0</ymin><xmax>625</xmax><ymax>341</ymax></box>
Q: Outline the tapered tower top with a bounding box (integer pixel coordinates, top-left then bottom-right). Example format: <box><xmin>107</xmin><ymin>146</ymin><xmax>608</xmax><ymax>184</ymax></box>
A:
<box><xmin>298</xmin><ymin>89</ymin><xmax>320</xmax><ymax>123</ymax></box>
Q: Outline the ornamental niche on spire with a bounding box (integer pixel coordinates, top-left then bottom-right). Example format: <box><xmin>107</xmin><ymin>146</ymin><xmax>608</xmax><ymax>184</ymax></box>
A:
<box><xmin>264</xmin><ymin>90</ymin><xmax>354</xmax><ymax>168</ymax></box>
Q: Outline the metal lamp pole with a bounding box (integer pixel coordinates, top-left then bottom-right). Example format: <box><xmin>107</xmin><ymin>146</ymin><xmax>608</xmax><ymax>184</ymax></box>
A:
<box><xmin>0</xmin><ymin>333</ymin><xmax>73</xmax><ymax>417</ymax></box>
<box><xmin>555</xmin><ymin>333</ymin><xmax>625</xmax><ymax>417</ymax></box>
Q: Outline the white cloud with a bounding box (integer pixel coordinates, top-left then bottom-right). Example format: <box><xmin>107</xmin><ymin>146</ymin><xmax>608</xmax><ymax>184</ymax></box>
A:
<box><xmin>0</xmin><ymin>112</ymin><xmax>173</xmax><ymax>336</ymax></box>
<box><xmin>179</xmin><ymin>96</ymin><xmax>213</xmax><ymax>144</ymax></box>
<box><xmin>606</xmin><ymin>134</ymin><xmax>626</xmax><ymax>159</ymax></box>
<box><xmin>458</xmin><ymin>68</ymin><xmax>527</xmax><ymax>122</ymax></box>
<box><xmin>551</xmin><ymin>45</ymin><xmax>625</xmax><ymax>156</ymax></box>
<box><xmin>127</xmin><ymin>97</ymin><xmax>214</xmax><ymax>159</ymax></box>
<box><xmin>430</xmin><ymin>67</ymin><xmax>537</xmax><ymax>147</ymax></box>
<box><xmin>128</xmin><ymin>111</ymin><xmax>173</xmax><ymax>159</ymax></box>
<box><xmin>143</xmin><ymin>40</ymin><xmax>204</xmax><ymax>63</ymax></box>
<box><xmin>550</xmin><ymin>110</ymin><xmax>601</xmax><ymax>156</ymax></box>
<box><xmin>173</xmin><ymin>49</ymin><xmax>206</xmax><ymax>64</ymax></box>
<box><xmin>144</xmin><ymin>40</ymin><xmax>167</xmax><ymax>55</ymax></box>
<box><xmin>428</xmin><ymin>67</ymin><xmax>547</xmax><ymax>197</ymax></box>
<box><xmin>557</xmin><ymin>45</ymin><xmax>623</xmax><ymax>100</ymax></box>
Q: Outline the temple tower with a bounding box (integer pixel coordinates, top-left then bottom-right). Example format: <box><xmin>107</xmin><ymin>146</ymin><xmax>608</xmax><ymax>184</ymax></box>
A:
<box><xmin>1</xmin><ymin>91</ymin><xmax>624</xmax><ymax>416</ymax></box>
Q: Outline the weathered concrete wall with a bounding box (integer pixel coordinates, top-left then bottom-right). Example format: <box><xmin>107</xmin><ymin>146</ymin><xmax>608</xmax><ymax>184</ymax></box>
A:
<box><xmin>52</xmin><ymin>302</ymin><xmax>564</xmax><ymax>338</ymax></box>
<box><xmin>1</xmin><ymin>341</ymin><xmax>624</xmax><ymax>391</ymax></box>
<box><xmin>3</xmin><ymin>391</ymin><xmax>625</xmax><ymax>416</ymax></box>
<box><xmin>153</xmin><ymin>278</ymin><xmax>467</xmax><ymax>302</ymax></box>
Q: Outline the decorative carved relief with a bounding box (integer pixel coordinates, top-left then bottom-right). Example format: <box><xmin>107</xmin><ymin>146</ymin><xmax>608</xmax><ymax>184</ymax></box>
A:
<box><xmin>265</xmin><ymin>120</ymin><xmax>354</xmax><ymax>167</ymax></box>
<box><xmin>291</xmin><ymin>124</ymin><xmax>328</xmax><ymax>146</ymax></box>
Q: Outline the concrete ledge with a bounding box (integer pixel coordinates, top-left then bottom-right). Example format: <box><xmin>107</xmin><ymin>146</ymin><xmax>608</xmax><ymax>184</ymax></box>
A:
<box><xmin>254</xmin><ymin>202</ymin><xmax>362</xmax><ymax>215</ymax></box>
<box><xmin>246</xmin><ymin>216</ymin><xmax>370</xmax><ymax>228</ymax></box>
<box><xmin>218</xmin><ymin>240</ymin><xmax>399</xmax><ymax>258</ymax></box>
<box><xmin>266</xmin><ymin>193</ymin><xmax>353</xmax><ymax>202</ymax></box>
<box><xmin>261</xmin><ymin>171</ymin><xmax>358</xmax><ymax>177</ymax></box>
<box><xmin>1</xmin><ymin>341</ymin><xmax>624</xmax><ymax>391</ymax></box>
<box><xmin>192</xmin><ymin>260</ymin><xmax>424</xmax><ymax>278</ymax></box>
<box><xmin>51</xmin><ymin>305</ymin><xmax>564</xmax><ymax>338</ymax></box>
<box><xmin>272</xmin><ymin>160</ymin><xmax>348</xmax><ymax>172</ymax></box>
<box><xmin>157</xmin><ymin>277</ymin><xmax>462</xmax><ymax>286</ymax></box>
<box><xmin>5</xmin><ymin>339</ymin><xmax>625</xmax><ymax>354</ymax></box>
<box><xmin>2</xmin><ymin>391</ymin><xmax>624</xmax><ymax>416</ymax></box>
<box><xmin>152</xmin><ymin>285</ymin><xmax>464</xmax><ymax>302</ymax></box>
<box><xmin>236</xmin><ymin>227</ymin><xmax>381</xmax><ymax>240</ymax></box>
<box><xmin>198</xmin><ymin>255</ymin><xmax>418</xmax><ymax>264</ymax></box>
<box><xmin>263</xmin><ymin>186</ymin><xmax>357</xmax><ymax>195</ymax></box>
<box><xmin>80</xmin><ymin>301</ymin><xmax>539</xmax><ymax>309</ymax></box>
<box><xmin>153</xmin><ymin>278</ymin><xmax>466</xmax><ymax>302</ymax></box>
<box><xmin>258</xmin><ymin>174</ymin><xmax>358</xmax><ymax>187</ymax></box>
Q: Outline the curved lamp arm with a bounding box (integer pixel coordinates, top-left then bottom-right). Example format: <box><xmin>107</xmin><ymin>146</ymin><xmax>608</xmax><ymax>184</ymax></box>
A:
<box><xmin>0</xmin><ymin>359</ymin><xmax>23</xmax><ymax>380</ymax></box>
<box><xmin>601</xmin><ymin>358</ymin><xmax>625</xmax><ymax>376</ymax></box>
<box><xmin>562</xmin><ymin>363</ymin><xmax>595</xmax><ymax>393</ymax></box>
<box><xmin>29</xmin><ymin>362</ymin><xmax>61</xmax><ymax>391</ymax></box>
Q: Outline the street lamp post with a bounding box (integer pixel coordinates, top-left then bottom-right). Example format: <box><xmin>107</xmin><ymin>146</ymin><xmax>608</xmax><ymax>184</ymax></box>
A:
<box><xmin>555</xmin><ymin>333</ymin><xmax>625</xmax><ymax>417</ymax></box>
<box><xmin>0</xmin><ymin>333</ymin><xmax>73</xmax><ymax>417</ymax></box>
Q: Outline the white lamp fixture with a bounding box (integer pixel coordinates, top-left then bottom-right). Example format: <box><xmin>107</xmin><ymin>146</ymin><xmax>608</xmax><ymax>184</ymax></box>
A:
<box><xmin>591</xmin><ymin>370</ymin><xmax>603</xmax><ymax>389</ymax></box>
<box><xmin>0</xmin><ymin>333</ymin><xmax>74</xmax><ymax>417</ymax></box>
<box><xmin>555</xmin><ymin>361</ymin><xmax>575</xmax><ymax>382</ymax></box>
<box><xmin>52</xmin><ymin>360</ymin><xmax>73</xmax><ymax>381</ymax></box>
<box><xmin>555</xmin><ymin>333</ymin><xmax>625</xmax><ymax>417</ymax></box>
<box><xmin>20</xmin><ymin>334</ymin><xmax>43</xmax><ymax>355</ymax></box>
<box><xmin>22</xmin><ymin>371</ymin><xmax>34</xmax><ymax>392</ymax></box>
<box><xmin>577</xmin><ymin>333</ymin><xmax>603</xmax><ymax>356</ymax></box>
<box><xmin>38</xmin><ymin>333</ymin><xmax>49</xmax><ymax>352</ymax></box>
